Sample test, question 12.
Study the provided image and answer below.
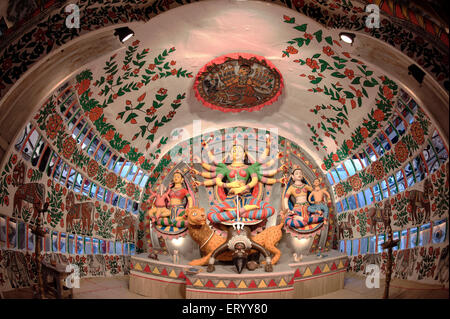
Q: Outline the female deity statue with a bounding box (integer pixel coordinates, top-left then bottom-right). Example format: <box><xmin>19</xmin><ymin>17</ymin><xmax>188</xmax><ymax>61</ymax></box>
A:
<box><xmin>151</xmin><ymin>170</ymin><xmax>194</xmax><ymax>232</ymax></box>
<box><xmin>191</xmin><ymin>135</ymin><xmax>286</xmax><ymax>225</ymax></box>
<box><xmin>283</xmin><ymin>167</ymin><xmax>324</xmax><ymax>229</ymax></box>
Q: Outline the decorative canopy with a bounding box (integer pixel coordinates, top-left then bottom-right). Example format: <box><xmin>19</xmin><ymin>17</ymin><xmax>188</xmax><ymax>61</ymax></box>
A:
<box><xmin>193</xmin><ymin>53</ymin><xmax>283</xmax><ymax>113</ymax></box>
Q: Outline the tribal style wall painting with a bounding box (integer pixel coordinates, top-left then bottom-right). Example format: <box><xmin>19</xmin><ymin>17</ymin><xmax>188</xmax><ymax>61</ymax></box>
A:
<box><xmin>193</xmin><ymin>53</ymin><xmax>283</xmax><ymax>113</ymax></box>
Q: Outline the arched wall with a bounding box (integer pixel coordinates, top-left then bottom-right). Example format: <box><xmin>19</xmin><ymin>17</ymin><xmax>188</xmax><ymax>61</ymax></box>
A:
<box><xmin>1</xmin><ymin>0</ymin><xmax>448</xmax><ymax>165</ymax></box>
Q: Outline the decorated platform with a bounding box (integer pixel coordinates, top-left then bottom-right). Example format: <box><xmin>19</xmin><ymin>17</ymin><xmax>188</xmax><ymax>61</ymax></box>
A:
<box><xmin>129</xmin><ymin>251</ymin><xmax>348</xmax><ymax>299</ymax></box>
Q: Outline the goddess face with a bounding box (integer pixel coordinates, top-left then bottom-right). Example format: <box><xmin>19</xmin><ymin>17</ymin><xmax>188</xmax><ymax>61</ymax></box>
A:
<box><xmin>231</xmin><ymin>145</ymin><xmax>245</xmax><ymax>163</ymax></box>
<box><xmin>292</xmin><ymin>169</ymin><xmax>303</xmax><ymax>181</ymax></box>
<box><xmin>238</xmin><ymin>65</ymin><xmax>251</xmax><ymax>77</ymax></box>
<box><xmin>172</xmin><ymin>172</ymin><xmax>183</xmax><ymax>184</ymax></box>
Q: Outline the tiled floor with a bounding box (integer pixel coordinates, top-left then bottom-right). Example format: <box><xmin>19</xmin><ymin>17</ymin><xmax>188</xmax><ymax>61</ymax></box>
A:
<box><xmin>2</xmin><ymin>273</ymin><xmax>448</xmax><ymax>299</ymax></box>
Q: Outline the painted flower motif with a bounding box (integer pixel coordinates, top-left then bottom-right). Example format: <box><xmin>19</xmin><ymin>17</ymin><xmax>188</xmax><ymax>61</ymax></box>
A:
<box><xmin>62</xmin><ymin>137</ymin><xmax>77</xmax><ymax>159</ymax></box>
<box><xmin>394</xmin><ymin>140</ymin><xmax>409</xmax><ymax>163</ymax></box>
<box><xmin>167</xmin><ymin>111</ymin><xmax>176</xmax><ymax>119</ymax></box>
<box><xmin>88</xmin><ymin>107</ymin><xmax>103</xmax><ymax>122</ymax></box>
<box><xmin>332</xmin><ymin>154</ymin><xmax>339</xmax><ymax>162</ymax></box>
<box><xmin>76</xmin><ymin>79</ymin><xmax>91</xmax><ymax>96</ymax></box>
<box><xmin>335</xmin><ymin>183</ymin><xmax>345</xmax><ymax>197</ymax></box>
<box><xmin>6</xmin><ymin>175</ymin><xmax>12</xmax><ymax>185</ymax></box>
<box><xmin>286</xmin><ymin>46</ymin><xmax>298</xmax><ymax>54</ymax></box>
<box><xmin>46</xmin><ymin>114</ymin><xmax>63</xmax><ymax>140</ymax></box>
<box><xmin>323</xmin><ymin>46</ymin><xmax>334</xmax><ymax>56</ymax></box>
<box><xmin>344</xmin><ymin>68</ymin><xmax>354</xmax><ymax>80</ymax></box>
<box><xmin>121</xmin><ymin>144</ymin><xmax>131</xmax><ymax>154</ymax></box>
<box><xmin>103</xmin><ymin>129</ymin><xmax>115</xmax><ymax>141</ymax></box>
<box><xmin>382</xmin><ymin>85</ymin><xmax>394</xmax><ymax>100</ymax></box>
<box><xmin>87</xmin><ymin>159</ymin><xmax>99</xmax><ymax>178</ymax></box>
<box><xmin>346</xmin><ymin>140</ymin><xmax>354</xmax><ymax>150</ymax></box>
<box><xmin>157</xmin><ymin>88</ymin><xmax>167</xmax><ymax>95</ymax></box>
<box><xmin>373</xmin><ymin>109</ymin><xmax>385</xmax><ymax>122</ymax></box>
<box><xmin>410</xmin><ymin>121</ymin><xmax>425</xmax><ymax>145</ymax></box>
<box><xmin>306</xmin><ymin>58</ymin><xmax>319</xmax><ymax>70</ymax></box>
<box><xmin>106</xmin><ymin>172</ymin><xmax>118</xmax><ymax>189</ymax></box>
<box><xmin>349</xmin><ymin>175</ymin><xmax>362</xmax><ymax>192</ymax></box>
<box><xmin>371</xmin><ymin>160</ymin><xmax>385</xmax><ymax>180</ymax></box>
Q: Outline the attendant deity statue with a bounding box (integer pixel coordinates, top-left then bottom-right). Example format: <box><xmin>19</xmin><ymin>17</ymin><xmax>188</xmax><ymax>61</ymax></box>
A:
<box><xmin>307</xmin><ymin>178</ymin><xmax>331</xmax><ymax>223</ymax></box>
<box><xmin>147</xmin><ymin>184</ymin><xmax>171</xmax><ymax>219</ymax></box>
<box><xmin>191</xmin><ymin>135</ymin><xmax>285</xmax><ymax>225</ymax></box>
<box><xmin>152</xmin><ymin>170</ymin><xmax>194</xmax><ymax>229</ymax></box>
<box><xmin>283</xmin><ymin>167</ymin><xmax>324</xmax><ymax>229</ymax></box>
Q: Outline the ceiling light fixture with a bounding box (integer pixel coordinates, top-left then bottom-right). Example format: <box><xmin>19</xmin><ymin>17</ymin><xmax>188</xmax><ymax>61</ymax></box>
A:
<box><xmin>114</xmin><ymin>27</ymin><xmax>135</xmax><ymax>43</ymax></box>
<box><xmin>339</xmin><ymin>32</ymin><xmax>355</xmax><ymax>45</ymax></box>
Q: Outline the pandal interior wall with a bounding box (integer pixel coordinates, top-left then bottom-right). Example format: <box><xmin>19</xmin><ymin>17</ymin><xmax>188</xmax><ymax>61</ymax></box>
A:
<box><xmin>0</xmin><ymin>81</ymin><xmax>140</xmax><ymax>292</ymax></box>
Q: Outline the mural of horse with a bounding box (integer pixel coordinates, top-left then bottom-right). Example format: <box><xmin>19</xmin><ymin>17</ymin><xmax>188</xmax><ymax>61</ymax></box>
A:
<box><xmin>114</xmin><ymin>209</ymin><xmax>135</xmax><ymax>242</ymax></box>
<box><xmin>338</xmin><ymin>213</ymin><xmax>355</xmax><ymax>239</ymax></box>
<box><xmin>12</xmin><ymin>161</ymin><xmax>45</xmax><ymax>223</ymax></box>
<box><xmin>408</xmin><ymin>179</ymin><xmax>434</xmax><ymax>224</ymax></box>
<box><xmin>368</xmin><ymin>200</ymin><xmax>392</xmax><ymax>234</ymax></box>
<box><xmin>65</xmin><ymin>191</ymin><xmax>94</xmax><ymax>234</ymax></box>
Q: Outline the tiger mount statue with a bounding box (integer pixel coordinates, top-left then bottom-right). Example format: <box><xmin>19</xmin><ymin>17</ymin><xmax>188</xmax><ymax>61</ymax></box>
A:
<box><xmin>408</xmin><ymin>179</ymin><xmax>434</xmax><ymax>224</ymax></box>
<box><xmin>368</xmin><ymin>200</ymin><xmax>392</xmax><ymax>234</ymax></box>
<box><xmin>184</xmin><ymin>207</ymin><xmax>285</xmax><ymax>274</ymax></box>
<box><xmin>65</xmin><ymin>191</ymin><xmax>94</xmax><ymax>234</ymax></box>
<box><xmin>12</xmin><ymin>161</ymin><xmax>45</xmax><ymax>224</ymax></box>
<box><xmin>114</xmin><ymin>209</ymin><xmax>136</xmax><ymax>242</ymax></box>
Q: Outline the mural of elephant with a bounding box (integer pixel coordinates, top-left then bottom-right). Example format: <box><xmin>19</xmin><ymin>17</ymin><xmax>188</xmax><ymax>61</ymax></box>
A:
<box><xmin>65</xmin><ymin>192</ymin><xmax>94</xmax><ymax>234</ymax></box>
<box><xmin>12</xmin><ymin>161</ymin><xmax>45</xmax><ymax>223</ymax></box>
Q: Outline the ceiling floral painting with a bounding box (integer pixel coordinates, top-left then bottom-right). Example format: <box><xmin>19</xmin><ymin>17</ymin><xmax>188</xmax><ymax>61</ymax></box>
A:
<box><xmin>75</xmin><ymin>40</ymin><xmax>193</xmax><ymax>171</ymax></box>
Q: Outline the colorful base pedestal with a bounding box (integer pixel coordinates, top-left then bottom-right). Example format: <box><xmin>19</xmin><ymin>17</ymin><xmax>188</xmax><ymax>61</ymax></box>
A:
<box><xmin>129</xmin><ymin>251</ymin><xmax>348</xmax><ymax>299</ymax></box>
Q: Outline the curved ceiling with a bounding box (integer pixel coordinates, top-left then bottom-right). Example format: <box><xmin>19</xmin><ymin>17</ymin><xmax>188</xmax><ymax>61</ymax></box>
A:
<box><xmin>71</xmin><ymin>0</ymin><xmax>402</xmax><ymax>173</ymax></box>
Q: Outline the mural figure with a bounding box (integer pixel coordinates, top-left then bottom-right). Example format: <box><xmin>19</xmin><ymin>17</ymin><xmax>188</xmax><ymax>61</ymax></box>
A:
<box><xmin>338</xmin><ymin>213</ymin><xmax>355</xmax><ymax>239</ymax></box>
<box><xmin>192</xmin><ymin>135</ymin><xmax>283</xmax><ymax>226</ymax></box>
<box><xmin>65</xmin><ymin>192</ymin><xmax>94</xmax><ymax>234</ymax></box>
<box><xmin>12</xmin><ymin>161</ymin><xmax>45</xmax><ymax>223</ymax></box>
<box><xmin>434</xmin><ymin>246</ymin><xmax>449</xmax><ymax>285</ymax></box>
<box><xmin>368</xmin><ymin>200</ymin><xmax>392</xmax><ymax>234</ymax></box>
<box><xmin>307</xmin><ymin>177</ymin><xmax>331</xmax><ymax>221</ymax></box>
<box><xmin>147</xmin><ymin>184</ymin><xmax>171</xmax><ymax>219</ymax></box>
<box><xmin>194</xmin><ymin>53</ymin><xmax>283</xmax><ymax>112</ymax></box>
<box><xmin>283</xmin><ymin>167</ymin><xmax>324</xmax><ymax>233</ymax></box>
<box><xmin>394</xmin><ymin>248</ymin><xmax>419</xmax><ymax>280</ymax></box>
<box><xmin>408</xmin><ymin>179</ymin><xmax>434</xmax><ymax>224</ymax></box>
<box><xmin>3</xmin><ymin>250</ymin><xmax>32</xmax><ymax>289</ymax></box>
<box><xmin>114</xmin><ymin>209</ymin><xmax>135</xmax><ymax>242</ymax></box>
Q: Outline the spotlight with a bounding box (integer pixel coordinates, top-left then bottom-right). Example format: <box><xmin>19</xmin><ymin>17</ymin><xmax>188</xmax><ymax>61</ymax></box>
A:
<box><xmin>114</xmin><ymin>27</ymin><xmax>134</xmax><ymax>43</ymax></box>
<box><xmin>408</xmin><ymin>64</ymin><xmax>425</xmax><ymax>85</ymax></box>
<box><xmin>339</xmin><ymin>32</ymin><xmax>355</xmax><ymax>44</ymax></box>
